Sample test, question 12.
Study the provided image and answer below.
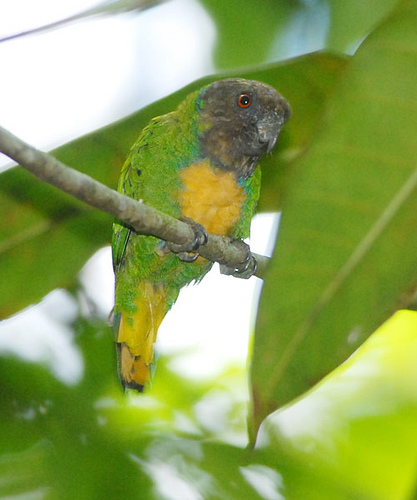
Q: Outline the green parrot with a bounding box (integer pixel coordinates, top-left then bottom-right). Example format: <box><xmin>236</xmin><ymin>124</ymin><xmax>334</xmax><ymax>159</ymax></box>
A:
<box><xmin>112</xmin><ymin>78</ymin><xmax>290</xmax><ymax>391</ymax></box>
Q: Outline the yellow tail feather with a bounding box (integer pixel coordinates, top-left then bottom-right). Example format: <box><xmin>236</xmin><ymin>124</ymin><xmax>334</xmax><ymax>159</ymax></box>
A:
<box><xmin>117</xmin><ymin>282</ymin><xmax>167</xmax><ymax>390</ymax></box>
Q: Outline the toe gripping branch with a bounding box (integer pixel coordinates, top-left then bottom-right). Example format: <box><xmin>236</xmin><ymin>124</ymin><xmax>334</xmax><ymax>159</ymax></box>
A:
<box><xmin>168</xmin><ymin>217</ymin><xmax>208</xmax><ymax>262</ymax></box>
<box><xmin>219</xmin><ymin>239</ymin><xmax>258</xmax><ymax>279</ymax></box>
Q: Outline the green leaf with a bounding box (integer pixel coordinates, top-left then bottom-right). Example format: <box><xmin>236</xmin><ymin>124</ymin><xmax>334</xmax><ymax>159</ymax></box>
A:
<box><xmin>2</xmin><ymin>272</ymin><xmax>416</xmax><ymax>499</ymax></box>
<box><xmin>259</xmin><ymin>310</ymin><xmax>417</xmax><ymax>500</ymax></box>
<box><xmin>0</xmin><ymin>168</ymin><xmax>111</xmax><ymax>317</ymax></box>
<box><xmin>245</xmin><ymin>53</ymin><xmax>348</xmax><ymax>212</ymax></box>
<box><xmin>198</xmin><ymin>0</ymin><xmax>402</xmax><ymax>68</ymax></box>
<box><xmin>250</xmin><ymin>0</ymin><xmax>417</xmax><ymax>434</ymax></box>
<box><xmin>0</xmin><ymin>53</ymin><xmax>345</xmax><ymax>318</ymax></box>
<box><xmin>327</xmin><ymin>0</ymin><xmax>400</xmax><ymax>52</ymax></box>
<box><xmin>0</xmin><ymin>316</ymin><xmax>153</xmax><ymax>500</ymax></box>
<box><xmin>198</xmin><ymin>0</ymin><xmax>294</xmax><ymax>69</ymax></box>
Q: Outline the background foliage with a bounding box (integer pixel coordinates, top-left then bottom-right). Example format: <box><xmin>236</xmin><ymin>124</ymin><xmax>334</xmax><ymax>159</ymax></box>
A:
<box><xmin>1</xmin><ymin>0</ymin><xmax>417</xmax><ymax>498</ymax></box>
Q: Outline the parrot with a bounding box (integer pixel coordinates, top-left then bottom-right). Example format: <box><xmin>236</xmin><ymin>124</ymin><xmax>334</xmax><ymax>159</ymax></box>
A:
<box><xmin>112</xmin><ymin>78</ymin><xmax>290</xmax><ymax>391</ymax></box>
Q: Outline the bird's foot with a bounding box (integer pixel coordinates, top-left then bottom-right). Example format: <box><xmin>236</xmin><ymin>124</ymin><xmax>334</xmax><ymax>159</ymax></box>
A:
<box><xmin>168</xmin><ymin>217</ymin><xmax>208</xmax><ymax>262</ymax></box>
<box><xmin>219</xmin><ymin>239</ymin><xmax>258</xmax><ymax>279</ymax></box>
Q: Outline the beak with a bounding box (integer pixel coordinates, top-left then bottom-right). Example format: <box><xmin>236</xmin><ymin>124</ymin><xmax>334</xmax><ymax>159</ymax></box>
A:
<box><xmin>257</xmin><ymin>114</ymin><xmax>285</xmax><ymax>152</ymax></box>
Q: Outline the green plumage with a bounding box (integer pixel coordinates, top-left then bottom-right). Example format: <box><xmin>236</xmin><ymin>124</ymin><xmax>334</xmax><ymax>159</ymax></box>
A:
<box><xmin>112</xmin><ymin>78</ymin><xmax>290</xmax><ymax>390</ymax></box>
<box><xmin>113</xmin><ymin>89</ymin><xmax>212</xmax><ymax>314</ymax></box>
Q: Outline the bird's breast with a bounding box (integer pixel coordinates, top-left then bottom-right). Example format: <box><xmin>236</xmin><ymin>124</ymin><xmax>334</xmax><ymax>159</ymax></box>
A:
<box><xmin>178</xmin><ymin>161</ymin><xmax>246</xmax><ymax>236</ymax></box>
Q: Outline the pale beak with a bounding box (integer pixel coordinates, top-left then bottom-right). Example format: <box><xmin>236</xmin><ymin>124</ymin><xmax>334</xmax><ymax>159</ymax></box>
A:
<box><xmin>257</xmin><ymin>113</ymin><xmax>285</xmax><ymax>152</ymax></box>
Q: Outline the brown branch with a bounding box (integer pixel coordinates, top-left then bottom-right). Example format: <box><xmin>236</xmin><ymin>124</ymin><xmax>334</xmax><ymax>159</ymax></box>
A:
<box><xmin>0</xmin><ymin>125</ymin><xmax>270</xmax><ymax>278</ymax></box>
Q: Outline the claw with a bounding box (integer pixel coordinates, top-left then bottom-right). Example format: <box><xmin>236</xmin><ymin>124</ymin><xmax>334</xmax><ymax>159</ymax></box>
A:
<box><xmin>219</xmin><ymin>239</ymin><xmax>258</xmax><ymax>279</ymax></box>
<box><xmin>168</xmin><ymin>217</ymin><xmax>208</xmax><ymax>261</ymax></box>
<box><xmin>235</xmin><ymin>252</ymin><xmax>258</xmax><ymax>279</ymax></box>
<box><xmin>177</xmin><ymin>251</ymin><xmax>199</xmax><ymax>262</ymax></box>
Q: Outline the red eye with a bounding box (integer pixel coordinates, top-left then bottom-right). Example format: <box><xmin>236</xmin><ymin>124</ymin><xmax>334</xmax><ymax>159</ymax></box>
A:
<box><xmin>238</xmin><ymin>93</ymin><xmax>252</xmax><ymax>108</ymax></box>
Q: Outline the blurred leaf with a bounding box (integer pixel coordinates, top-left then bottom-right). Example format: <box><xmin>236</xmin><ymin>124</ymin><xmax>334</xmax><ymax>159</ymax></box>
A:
<box><xmin>258</xmin><ymin>310</ymin><xmax>417</xmax><ymax>500</ymax></box>
<box><xmin>0</xmin><ymin>314</ymin><xmax>153</xmax><ymax>500</ymax></box>
<box><xmin>0</xmin><ymin>441</ymin><xmax>51</xmax><ymax>499</ymax></box>
<box><xmin>250</xmin><ymin>0</ymin><xmax>417</xmax><ymax>434</ymax></box>
<box><xmin>0</xmin><ymin>298</ymin><xmax>256</xmax><ymax>499</ymax></box>
<box><xmin>326</xmin><ymin>0</ymin><xmax>400</xmax><ymax>52</ymax></box>
<box><xmin>0</xmin><ymin>52</ymin><xmax>345</xmax><ymax>318</ymax></box>
<box><xmin>198</xmin><ymin>0</ymin><xmax>401</xmax><ymax>69</ymax></box>
<box><xmin>5</xmin><ymin>296</ymin><xmax>417</xmax><ymax>498</ymax></box>
<box><xmin>198</xmin><ymin>0</ymin><xmax>294</xmax><ymax>69</ymax></box>
<box><xmin>0</xmin><ymin>169</ymin><xmax>111</xmax><ymax>318</ymax></box>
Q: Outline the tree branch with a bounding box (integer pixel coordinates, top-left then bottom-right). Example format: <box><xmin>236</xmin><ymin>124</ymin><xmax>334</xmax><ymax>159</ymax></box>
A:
<box><xmin>0</xmin><ymin>126</ymin><xmax>270</xmax><ymax>278</ymax></box>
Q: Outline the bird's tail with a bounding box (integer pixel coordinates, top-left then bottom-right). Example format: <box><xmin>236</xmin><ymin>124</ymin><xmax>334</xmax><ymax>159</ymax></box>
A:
<box><xmin>115</xmin><ymin>281</ymin><xmax>167</xmax><ymax>391</ymax></box>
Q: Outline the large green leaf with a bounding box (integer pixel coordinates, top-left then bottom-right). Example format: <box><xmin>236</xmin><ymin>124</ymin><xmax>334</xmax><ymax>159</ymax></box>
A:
<box><xmin>259</xmin><ymin>310</ymin><xmax>417</xmax><ymax>500</ymax></box>
<box><xmin>244</xmin><ymin>54</ymin><xmax>347</xmax><ymax>212</ymax></box>
<box><xmin>250</xmin><ymin>0</ymin><xmax>417</xmax><ymax>434</ymax></box>
<box><xmin>0</xmin><ymin>53</ymin><xmax>345</xmax><ymax>318</ymax></box>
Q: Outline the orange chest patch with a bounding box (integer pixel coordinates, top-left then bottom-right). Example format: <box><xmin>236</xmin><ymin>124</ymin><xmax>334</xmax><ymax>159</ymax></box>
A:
<box><xmin>178</xmin><ymin>161</ymin><xmax>246</xmax><ymax>236</ymax></box>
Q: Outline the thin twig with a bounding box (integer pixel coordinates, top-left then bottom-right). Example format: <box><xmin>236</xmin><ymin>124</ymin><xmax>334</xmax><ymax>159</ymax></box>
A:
<box><xmin>0</xmin><ymin>0</ymin><xmax>167</xmax><ymax>43</ymax></box>
<box><xmin>0</xmin><ymin>126</ymin><xmax>269</xmax><ymax>278</ymax></box>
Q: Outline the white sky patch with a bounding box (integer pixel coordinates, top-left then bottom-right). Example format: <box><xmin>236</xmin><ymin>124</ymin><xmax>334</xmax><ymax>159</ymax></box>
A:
<box><xmin>240</xmin><ymin>464</ymin><xmax>285</xmax><ymax>500</ymax></box>
<box><xmin>0</xmin><ymin>3</ymin><xmax>133</xmax><ymax>152</ymax></box>
<box><xmin>141</xmin><ymin>460</ymin><xmax>204</xmax><ymax>500</ymax></box>
<box><xmin>79</xmin><ymin>246</ymin><xmax>115</xmax><ymax>319</ymax></box>
<box><xmin>0</xmin><ymin>290</ymin><xmax>84</xmax><ymax>385</ymax></box>
<box><xmin>0</xmin><ymin>0</ymin><xmax>215</xmax><ymax>170</ymax></box>
<box><xmin>132</xmin><ymin>0</ymin><xmax>215</xmax><ymax>100</ymax></box>
<box><xmin>158</xmin><ymin>213</ymin><xmax>280</xmax><ymax>379</ymax></box>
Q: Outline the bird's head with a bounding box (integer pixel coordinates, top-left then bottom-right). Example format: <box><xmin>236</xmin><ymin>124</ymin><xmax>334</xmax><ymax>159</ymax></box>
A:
<box><xmin>196</xmin><ymin>78</ymin><xmax>290</xmax><ymax>179</ymax></box>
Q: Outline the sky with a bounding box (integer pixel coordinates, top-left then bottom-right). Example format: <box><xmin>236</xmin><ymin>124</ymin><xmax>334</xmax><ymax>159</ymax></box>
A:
<box><xmin>0</xmin><ymin>0</ymin><xmax>216</xmax><ymax>161</ymax></box>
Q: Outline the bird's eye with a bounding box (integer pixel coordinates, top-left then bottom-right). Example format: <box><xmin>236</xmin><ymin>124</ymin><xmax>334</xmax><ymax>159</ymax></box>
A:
<box><xmin>237</xmin><ymin>93</ymin><xmax>252</xmax><ymax>108</ymax></box>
